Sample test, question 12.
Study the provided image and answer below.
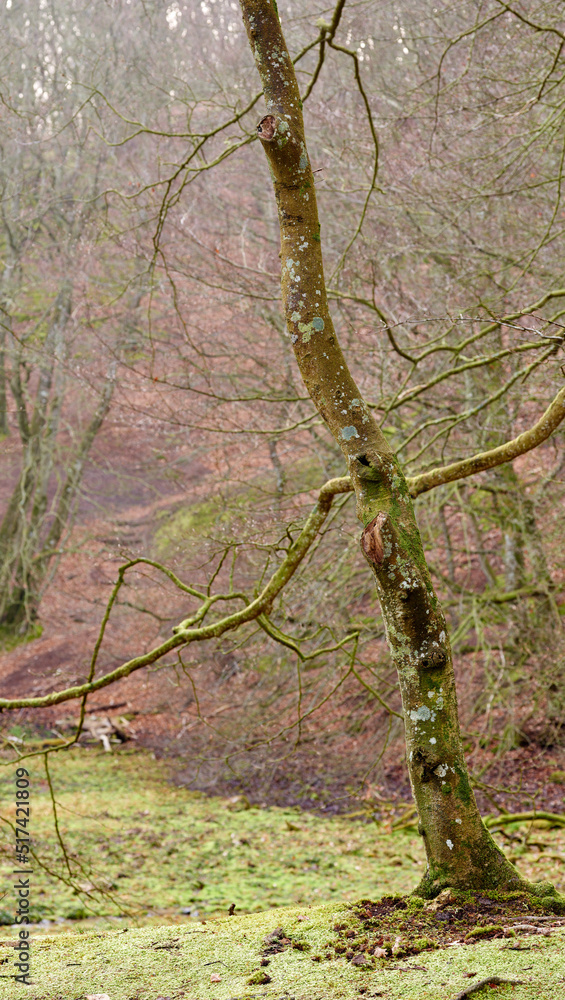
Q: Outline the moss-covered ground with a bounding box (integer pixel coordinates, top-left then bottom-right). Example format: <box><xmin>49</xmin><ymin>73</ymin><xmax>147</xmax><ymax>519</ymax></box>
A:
<box><xmin>0</xmin><ymin>747</ymin><xmax>428</xmax><ymax>930</ymax></box>
<box><xmin>1</xmin><ymin>901</ymin><xmax>565</xmax><ymax>999</ymax></box>
<box><xmin>1</xmin><ymin>748</ymin><xmax>565</xmax><ymax>998</ymax></box>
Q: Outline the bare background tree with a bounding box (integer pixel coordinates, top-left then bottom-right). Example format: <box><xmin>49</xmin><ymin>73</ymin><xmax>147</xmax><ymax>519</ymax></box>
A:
<box><xmin>0</xmin><ymin>0</ymin><xmax>564</xmax><ymax>835</ymax></box>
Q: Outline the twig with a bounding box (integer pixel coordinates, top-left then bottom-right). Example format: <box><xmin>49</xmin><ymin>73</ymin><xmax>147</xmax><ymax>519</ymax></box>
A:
<box><xmin>453</xmin><ymin>976</ymin><xmax>524</xmax><ymax>1000</ymax></box>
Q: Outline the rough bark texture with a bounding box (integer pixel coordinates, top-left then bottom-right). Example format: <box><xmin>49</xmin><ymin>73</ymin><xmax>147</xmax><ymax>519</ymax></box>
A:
<box><xmin>238</xmin><ymin>0</ymin><xmax>563</xmax><ymax>902</ymax></box>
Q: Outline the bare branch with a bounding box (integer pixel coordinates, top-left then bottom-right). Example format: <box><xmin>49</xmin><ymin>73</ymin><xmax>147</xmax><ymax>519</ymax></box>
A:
<box><xmin>0</xmin><ymin>477</ymin><xmax>351</xmax><ymax>711</ymax></box>
<box><xmin>408</xmin><ymin>384</ymin><xmax>565</xmax><ymax>497</ymax></box>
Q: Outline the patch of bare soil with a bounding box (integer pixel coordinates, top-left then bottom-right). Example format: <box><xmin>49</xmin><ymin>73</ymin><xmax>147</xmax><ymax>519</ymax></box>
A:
<box><xmin>316</xmin><ymin>891</ymin><xmax>565</xmax><ymax>966</ymax></box>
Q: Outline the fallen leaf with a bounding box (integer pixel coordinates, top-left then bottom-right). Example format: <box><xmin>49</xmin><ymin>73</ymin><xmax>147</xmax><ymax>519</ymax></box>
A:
<box><xmin>86</xmin><ymin>995</ymin><xmax>111</xmax><ymax>1000</ymax></box>
<box><xmin>351</xmin><ymin>953</ymin><xmax>372</xmax><ymax>967</ymax></box>
<box><xmin>210</xmin><ymin>973</ymin><xmax>221</xmax><ymax>983</ymax></box>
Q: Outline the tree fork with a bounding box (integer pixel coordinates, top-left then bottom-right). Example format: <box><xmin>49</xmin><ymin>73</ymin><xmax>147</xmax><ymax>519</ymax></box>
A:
<box><xmin>238</xmin><ymin>0</ymin><xmax>564</xmax><ymax>904</ymax></box>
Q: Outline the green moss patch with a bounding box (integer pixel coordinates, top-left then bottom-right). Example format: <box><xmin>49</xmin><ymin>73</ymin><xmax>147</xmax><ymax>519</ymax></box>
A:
<box><xmin>0</xmin><ymin>620</ymin><xmax>43</xmax><ymax>652</ymax></box>
<box><xmin>465</xmin><ymin>923</ymin><xmax>504</xmax><ymax>940</ymax></box>
<box><xmin>1</xmin><ymin>902</ymin><xmax>564</xmax><ymax>999</ymax></box>
<box><xmin>1</xmin><ymin>750</ymin><xmax>565</xmax><ymax>997</ymax></box>
<box><xmin>0</xmin><ymin>747</ymin><xmax>426</xmax><ymax>929</ymax></box>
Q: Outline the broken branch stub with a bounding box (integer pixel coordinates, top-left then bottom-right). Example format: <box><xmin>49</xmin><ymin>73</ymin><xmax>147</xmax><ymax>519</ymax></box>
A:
<box><xmin>361</xmin><ymin>512</ymin><xmax>386</xmax><ymax>564</ymax></box>
<box><xmin>257</xmin><ymin>114</ymin><xmax>277</xmax><ymax>141</ymax></box>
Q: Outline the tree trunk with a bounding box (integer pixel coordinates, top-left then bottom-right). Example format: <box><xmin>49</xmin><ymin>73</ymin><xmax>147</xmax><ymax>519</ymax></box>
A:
<box><xmin>238</xmin><ymin>0</ymin><xmax>561</xmax><ymax>902</ymax></box>
<box><xmin>0</xmin><ymin>287</ymin><xmax>118</xmax><ymax>635</ymax></box>
<box><xmin>0</xmin><ymin>324</ymin><xmax>8</xmax><ymax>439</ymax></box>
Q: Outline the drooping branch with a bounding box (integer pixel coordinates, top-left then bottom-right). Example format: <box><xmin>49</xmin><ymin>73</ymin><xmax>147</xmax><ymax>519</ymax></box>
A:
<box><xmin>0</xmin><ymin>476</ymin><xmax>351</xmax><ymax>711</ymax></box>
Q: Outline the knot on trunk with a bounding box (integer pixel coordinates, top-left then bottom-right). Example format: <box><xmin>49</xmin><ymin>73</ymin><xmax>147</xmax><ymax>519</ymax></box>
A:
<box><xmin>412</xmin><ymin>747</ymin><xmax>442</xmax><ymax>783</ymax></box>
<box><xmin>419</xmin><ymin>642</ymin><xmax>447</xmax><ymax>670</ymax></box>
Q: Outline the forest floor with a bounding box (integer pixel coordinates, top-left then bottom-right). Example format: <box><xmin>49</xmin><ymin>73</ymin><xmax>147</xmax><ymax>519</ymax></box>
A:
<box><xmin>1</xmin><ymin>748</ymin><xmax>565</xmax><ymax>1000</ymax></box>
<box><xmin>3</xmin><ymin>900</ymin><xmax>565</xmax><ymax>1000</ymax></box>
<box><xmin>2</xmin><ymin>595</ymin><xmax>565</xmax><ymax>825</ymax></box>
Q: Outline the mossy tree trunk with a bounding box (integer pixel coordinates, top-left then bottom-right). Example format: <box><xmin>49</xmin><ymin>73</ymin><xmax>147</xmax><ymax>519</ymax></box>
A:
<box><xmin>237</xmin><ymin>0</ymin><xmax>559</xmax><ymax>900</ymax></box>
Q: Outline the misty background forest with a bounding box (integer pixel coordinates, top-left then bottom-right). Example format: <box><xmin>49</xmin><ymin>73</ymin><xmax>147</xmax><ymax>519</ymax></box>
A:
<box><xmin>1</xmin><ymin>2</ymin><xmax>565</xmax><ymax>998</ymax></box>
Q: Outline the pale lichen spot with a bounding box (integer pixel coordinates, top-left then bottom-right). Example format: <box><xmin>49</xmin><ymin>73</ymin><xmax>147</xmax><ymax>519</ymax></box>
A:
<box><xmin>312</xmin><ymin>316</ymin><xmax>324</xmax><ymax>331</ymax></box>
<box><xmin>410</xmin><ymin>705</ymin><xmax>431</xmax><ymax>722</ymax></box>
<box><xmin>298</xmin><ymin>320</ymin><xmax>317</xmax><ymax>343</ymax></box>
<box><xmin>299</xmin><ymin>154</ymin><xmax>308</xmax><ymax>170</ymax></box>
<box><xmin>341</xmin><ymin>425</ymin><xmax>360</xmax><ymax>441</ymax></box>
<box><xmin>291</xmin><ymin>311</ymin><xmax>301</xmax><ymax>322</ymax></box>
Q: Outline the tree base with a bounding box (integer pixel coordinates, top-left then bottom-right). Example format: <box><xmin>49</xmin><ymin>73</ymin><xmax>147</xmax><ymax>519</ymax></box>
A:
<box><xmin>413</xmin><ymin>871</ymin><xmax>565</xmax><ymax>913</ymax></box>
